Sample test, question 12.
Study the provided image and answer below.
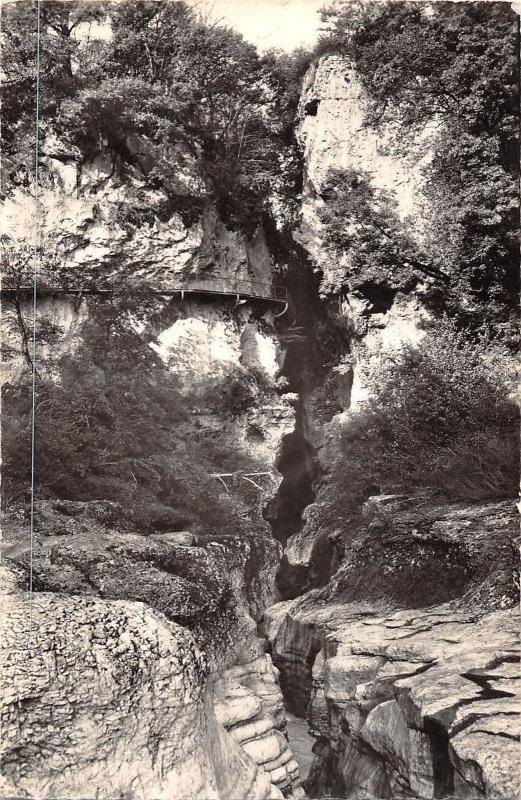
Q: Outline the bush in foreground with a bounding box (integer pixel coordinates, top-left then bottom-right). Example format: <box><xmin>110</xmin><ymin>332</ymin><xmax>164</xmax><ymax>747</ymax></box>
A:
<box><xmin>320</xmin><ymin>320</ymin><xmax>519</xmax><ymax>523</ymax></box>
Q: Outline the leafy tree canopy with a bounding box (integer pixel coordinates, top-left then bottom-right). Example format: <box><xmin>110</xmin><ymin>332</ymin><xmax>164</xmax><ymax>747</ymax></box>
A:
<box><xmin>318</xmin><ymin>167</ymin><xmax>449</xmax><ymax>290</ymax></box>
<box><xmin>1</xmin><ymin>0</ymin><xmax>310</xmax><ymax>230</ymax></box>
<box><xmin>315</xmin><ymin>1</ymin><xmax>519</xmax><ymax>340</ymax></box>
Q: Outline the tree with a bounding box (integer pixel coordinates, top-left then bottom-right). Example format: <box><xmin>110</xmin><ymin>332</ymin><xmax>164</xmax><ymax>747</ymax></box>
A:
<box><xmin>317</xmin><ymin>320</ymin><xmax>519</xmax><ymax>525</ymax></box>
<box><xmin>260</xmin><ymin>47</ymin><xmax>313</xmax><ymax>225</ymax></box>
<box><xmin>1</xmin><ymin>296</ymin><xmax>267</xmax><ymax>534</ymax></box>
<box><xmin>2</xmin><ymin>0</ymin><xmax>307</xmax><ymax>232</ymax></box>
<box><xmin>1</xmin><ymin>1</ymin><xmax>105</xmax><ymax>163</ymax></box>
<box><xmin>315</xmin><ymin>2</ymin><xmax>519</xmax><ymax>340</ymax></box>
<box><xmin>318</xmin><ymin>167</ymin><xmax>449</xmax><ymax>292</ymax></box>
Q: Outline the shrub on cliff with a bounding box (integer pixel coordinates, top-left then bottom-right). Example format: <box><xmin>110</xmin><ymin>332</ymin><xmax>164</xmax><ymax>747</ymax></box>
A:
<box><xmin>192</xmin><ymin>365</ymin><xmax>276</xmax><ymax>418</ymax></box>
<box><xmin>321</xmin><ymin>320</ymin><xmax>519</xmax><ymax>521</ymax></box>
<box><xmin>1</xmin><ymin>300</ymin><xmax>266</xmax><ymax>536</ymax></box>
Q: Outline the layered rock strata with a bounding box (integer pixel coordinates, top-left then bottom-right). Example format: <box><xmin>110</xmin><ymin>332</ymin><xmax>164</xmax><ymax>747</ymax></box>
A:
<box><xmin>1</xmin><ymin>123</ymin><xmax>303</xmax><ymax>796</ymax></box>
<box><xmin>215</xmin><ymin>656</ymin><xmax>301</xmax><ymax>795</ymax></box>
<box><xmin>1</xmin><ymin>565</ymin><xmax>262</xmax><ymax>800</ymax></box>
<box><xmin>264</xmin><ymin>500</ymin><xmax>520</xmax><ymax>798</ymax></box>
<box><xmin>0</xmin><ymin>502</ymin><xmax>302</xmax><ymax>799</ymax></box>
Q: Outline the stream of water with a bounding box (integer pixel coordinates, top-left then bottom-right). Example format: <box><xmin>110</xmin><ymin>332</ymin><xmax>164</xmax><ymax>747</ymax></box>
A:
<box><xmin>285</xmin><ymin>711</ymin><xmax>315</xmax><ymax>786</ymax></box>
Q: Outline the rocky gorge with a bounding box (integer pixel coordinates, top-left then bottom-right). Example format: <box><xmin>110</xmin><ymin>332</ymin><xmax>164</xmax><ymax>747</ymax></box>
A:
<box><xmin>1</xmin><ymin>4</ymin><xmax>520</xmax><ymax>799</ymax></box>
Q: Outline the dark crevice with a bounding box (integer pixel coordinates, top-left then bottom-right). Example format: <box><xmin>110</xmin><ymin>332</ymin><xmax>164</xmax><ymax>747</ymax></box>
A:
<box><xmin>469</xmin><ymin>729</ymin><xmax>519</xmax><ymax>741</ymax></box>
<box><xmin>304</xmin><ymin>98</ymin><xmax>320</xmax><ymax>117</ymax></box>
<box><xmin>450</xmin><ymin>710</ymin><xmax>519</xmax><ymax>738</ymax></box>
<box><xmin>353</xmin><ymin>281</ymin><xmax>399</xmax><ymax>314</ymax></box>
<box><xmin>461</xmin><ymin>671</ymin><xmax>517</xmax><ymax>699</ymax></box>
<box><xmin>284</xmin><ymin>642</ymin><xmax>322</xmax><ymax>719</ymax></box>
<box><xmin>263</xmin><ymin>231</ymin><xmax>351</xmax><ymax>599</ymax></box>
<box><xmin>464</xmin><ymin>654</ymin><xmax>520</xmax><ymax>673</ymax></box>
<box><xmin>304</xmin><ymin>737</ymin><xmax>344</xmax><ymax>798</ymax></box>
<box><xmin>424</xmin><ymin>717</ymin><xmax>455</xmax><ymax>798</ymax></box>
<box><xmin>272</xmin><ymin>429</ymin><xmax>317</xmax><ymax>544</ymax></box>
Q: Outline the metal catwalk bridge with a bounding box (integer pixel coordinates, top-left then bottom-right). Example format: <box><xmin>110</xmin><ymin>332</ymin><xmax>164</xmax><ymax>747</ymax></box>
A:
<box><xmin>1</xmin><ymin>278</ymin><xmax>289</xmax><ymax>316</ymax></box>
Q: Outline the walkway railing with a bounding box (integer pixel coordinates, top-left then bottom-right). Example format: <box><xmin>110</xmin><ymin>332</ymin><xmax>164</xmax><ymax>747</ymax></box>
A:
<box><xmin>1</xmin><ymin>278</ymin><xmax>288</xmax><ymax>304</ymax></box>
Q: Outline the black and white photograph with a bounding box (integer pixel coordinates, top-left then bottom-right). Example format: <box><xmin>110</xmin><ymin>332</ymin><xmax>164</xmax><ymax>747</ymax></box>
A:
<box><xmin>0</xmin><ymin>0</ymin><xmax>519</xmax><ymax>797</ymax></box>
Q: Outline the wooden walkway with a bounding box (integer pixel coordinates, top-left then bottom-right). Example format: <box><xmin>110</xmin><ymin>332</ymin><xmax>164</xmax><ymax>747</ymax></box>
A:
<box><xmin>1</xmin><ymin>278</ymin><xmax>289</xmax><ymax>316</ymax></box>
<box><xmin>0</xmin><ymin>278</ymin><xmax>288</xmax><ymax>300</ymax></box>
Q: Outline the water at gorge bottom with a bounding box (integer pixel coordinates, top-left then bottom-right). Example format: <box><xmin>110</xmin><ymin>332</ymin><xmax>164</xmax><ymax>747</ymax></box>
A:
<box><xmin>285</xmin><ymin>711</ymin><xmax>315</xmax><ymax>787</ymax></box>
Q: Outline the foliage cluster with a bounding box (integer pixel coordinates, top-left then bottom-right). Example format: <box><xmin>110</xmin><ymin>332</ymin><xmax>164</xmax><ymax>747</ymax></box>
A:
<box><xmin>190</xmin><ymin>365</ymin><xmax>277</xmax><ymax>418</ymax></box>
<box><xmin>317</xmin><ymin>320</ymin><xmax>519</xmax><ymax>525</ymax></box>
<box><xmin>1</xmin><ymin>0</ymin><xmax>311</xmax><ymax>231</ymax></box>
<box><xmin>315</xmin><ymin>1</ymin><xmax>519</xmax><ymax>341</ymax></box>
<box><xmin>1</xmin><ymin>300</ymin><xmax>267</xmax><ymax>535</ymax></box>
<box><xmin>318</xmin><ymin>167</ymin><xmax>448</xmax><ymax>291</ymax></box>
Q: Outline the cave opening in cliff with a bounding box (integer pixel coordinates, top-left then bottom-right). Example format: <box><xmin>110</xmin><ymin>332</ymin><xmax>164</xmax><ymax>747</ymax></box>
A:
<box><xmin>304</xmin><ymin>98</ymin><xmax>320</xmax><ymax>117</ymax></box>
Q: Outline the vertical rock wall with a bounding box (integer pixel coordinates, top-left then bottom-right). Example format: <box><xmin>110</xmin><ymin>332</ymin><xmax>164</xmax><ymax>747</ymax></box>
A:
<box><xmin>295</xmin><ymin>53</ymin><xmax>432</xmax><ymax>409</ymax></box>
<box><xmin>1</xmin><ymin>137</ymin><xmax>305</xmax><ymax>797</ymax></box>
<box><xmin>1</xmin><ymin>141</ymin><xmax>298</xmax><ymax>468</ymax></box>
<box><xmin>264</xmin><ymin>502</ymin><xmax>520</xmax><ymax>799</ymax></box>
<box><xmin>280</xmin><ymin>54</ymin><xmax>436</xmax><ymax>578</ymax></box>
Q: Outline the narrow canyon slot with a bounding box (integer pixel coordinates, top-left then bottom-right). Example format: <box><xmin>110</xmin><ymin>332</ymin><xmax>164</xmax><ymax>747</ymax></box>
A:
<box><xmin>1</xmin><ymin>1</ymin><xmax>519</xmax><ymax>799</ymax></box>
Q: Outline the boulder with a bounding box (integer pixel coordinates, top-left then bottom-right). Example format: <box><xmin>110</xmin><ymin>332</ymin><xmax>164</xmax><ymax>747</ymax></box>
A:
<box><xmin>152</xmin><ymin>531</ymin><xmax>196</xmax><ymax>547</ymax></box>
<box><xmin>0</xmin><ymin>565</ymin><xmax>274</xmax><ymax>800</ymax></box>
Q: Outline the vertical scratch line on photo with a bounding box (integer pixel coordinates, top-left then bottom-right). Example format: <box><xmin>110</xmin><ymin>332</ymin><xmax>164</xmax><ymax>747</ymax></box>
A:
<box><xmin>29</xmin><ymin>0</ymin><xmax>42</xmax><ymax>644</ymax></box>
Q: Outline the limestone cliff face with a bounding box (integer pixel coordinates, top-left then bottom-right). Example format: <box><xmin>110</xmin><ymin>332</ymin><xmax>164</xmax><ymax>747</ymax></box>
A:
<box><xmin>2</xmin><ymin>47</ymin><xmax>517</xmax><ymax>800</ymax></box>
<box><xmin>268</xmin><ymin>56</ymin><xmax>521</xmax><ymax>799</ymax></box>
<box><xmin>2</xmin><ymin>137</ymin><xmax>296</xmax><ymax>469</ymax></box>
<box><xmin>295</xmin><ymin>54</ymin><xmax>433</xmax><ymax>410</ymax></box>
<box><xmin>296</xmin><ymin>54</ymin><xmax>427</xmax><ymax>284</ymax></box>
<box><xmin>147</xmin><ymin>298</ymin><xmax>295</xmax><ymax>468</ymax></box>
<box><xmin>281</xmin><ymin>55</ymin><xmax>435</xmax><ymax>579</ymax></box>
<box><xmin>3</xmin><ymin>138</ymin><xmax>272</xmax><ymax>289</ymax></box>
<box><xmin>264</xmin><ymin>500</ymin><xmax>520</xmax><ymax>799</ymax></box>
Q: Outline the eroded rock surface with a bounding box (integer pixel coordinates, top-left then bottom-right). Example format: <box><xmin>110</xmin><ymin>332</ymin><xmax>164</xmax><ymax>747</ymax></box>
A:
<box><xmin>215</xmin><ymin>656</ymin><xmax>300</xmax><ymax>795</ymax></box>
<box><xmin>3</xmin><ymin>499</ymin><xmax>281</xmax><ymax>645</ymax></box>
<box><xmin>0</xmin><ymin>564</ymin><xmax>279</xmax><ymax>800</ymax></box>
<box><xmin>2</xmin><ymin>138</ymin><xmax>273</xmax><ymax>289</ymax></box>
<box><xmin>264</xmin><ymin>499</ymin><xmax>520</xmax><ymax>798</ymax></box>
<box><xmin>0</xmin><ymin>501</ymin><xmax>302</xmax><ymax>799</ymax></box>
